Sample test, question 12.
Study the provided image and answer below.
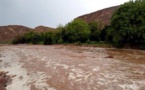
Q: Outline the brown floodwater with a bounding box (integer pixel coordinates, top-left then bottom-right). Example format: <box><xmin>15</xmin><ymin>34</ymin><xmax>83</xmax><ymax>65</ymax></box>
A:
<box><xmin>0</xmin><ymin>45</ymin><xmax>145</xmax><ymax>90</ymax></box>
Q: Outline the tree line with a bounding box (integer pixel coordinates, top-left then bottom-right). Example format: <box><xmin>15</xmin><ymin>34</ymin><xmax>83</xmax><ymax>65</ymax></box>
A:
<box><xmin>12</xmin><ymin>19</ymin><xmax>101</xmax><ymax>45</ymax></box>
<box><xmin>12</xmin><ymin>0</ymin><xmax>145</xmax><ymax>49</ymax></box>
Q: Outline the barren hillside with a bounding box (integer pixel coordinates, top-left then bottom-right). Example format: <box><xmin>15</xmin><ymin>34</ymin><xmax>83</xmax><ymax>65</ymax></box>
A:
<box><xmin>34</xmin><ymin>26</ymin><xmax>55</xmax><ymax>32</ymax></box>
<box><xmin>0</xmin><ymin>25</ymin><xmax>32</xmax><ymax>43</ymax></box>
<box><xmin>77</xmin><ymin>6</ymin><xmax>119</xmax><ymax>28</ymax></box>
<box><xmin>0</xmin><ymin>25</ymin><xmax>55</xmax><ymax>43</ymax></box>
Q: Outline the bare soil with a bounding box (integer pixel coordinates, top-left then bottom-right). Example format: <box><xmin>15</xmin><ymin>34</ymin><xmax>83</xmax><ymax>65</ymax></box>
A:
<box><xmin>0</xmin><ymin>45</ymin><xmax>145</xmax><ymax>90</ymax></box>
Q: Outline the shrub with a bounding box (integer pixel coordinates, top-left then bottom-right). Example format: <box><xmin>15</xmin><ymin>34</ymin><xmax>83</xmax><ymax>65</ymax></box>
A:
<box><xmin>58</xmin><ymin>38</ymin><xmax>63</xmax><ymax>44</ymax></box>
<box><xmin>64</xmin><ymin>19</ymin><xmax>90</xmax><ymax>43</ymax></box>
<box><xmin>108</xmin><ymin>0</ymin><xmax>145</xmax><ymax>47</ymax></box>
<box><xmin>88</xmin><ymin>21</ymin><xmax>100</xmax><ymax>41</ymax></box>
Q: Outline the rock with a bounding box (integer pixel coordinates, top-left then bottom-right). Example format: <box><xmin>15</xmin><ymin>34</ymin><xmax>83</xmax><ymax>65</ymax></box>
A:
<box><xmin>19</xmin><ymin>76</ymin><xmax>23</xmax><ymax>80</ymax></box>
<box><xmin>0</xmin><ymin>84</ymin><xmax>6</xmax><ymax>90</ymax></box>
<box><xmin>0</xmin><ymin>71</ymin><xmax>12</xmax><ymax>90</ymax></box>
<box><xmin>12</xmin><ymin>75</ymin><xmax>16</xmax><ymax>78</ymax></box>
<box><xmin>105</xmin><ymin>55</ymin><xmax>113</xmax><ymax>58</ymax></box>
<box><xmin>0</xmin><ymin>60</ymin><xmax>2</xmax><ymax>62</ymax></box>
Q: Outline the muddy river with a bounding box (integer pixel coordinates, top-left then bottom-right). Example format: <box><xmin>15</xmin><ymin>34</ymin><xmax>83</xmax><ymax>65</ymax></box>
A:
<box><xmin>0</xmin><ymin>45</ymin><xmax>145</xmax><ymax>90</ymax></box>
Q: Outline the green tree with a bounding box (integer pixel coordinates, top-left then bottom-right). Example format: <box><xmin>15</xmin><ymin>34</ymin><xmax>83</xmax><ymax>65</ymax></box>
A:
<box><xmin>109</xmin><ymin>0</ymin><xmax>145</xmax><ymax>47</ymax></box>
<box><xmin>24</xmin><ymin>31</ymin><xmax>42</xmax><ymax>44</ymax></box>
<box><xmin>88</xmin><ymin>21</ymin><xmax>100</xmax><ymax>41</ymax></box>
<box><xmin>100</xmin><ymin>26</ymin><xmax>109</xmax><ymax>41</ymax></box>
<box><xmin>43</xmin><ymin>32</ymin><xmax>52</xmax><ymax>45</ymax></box>
<box><xmin>64</xmin><ymin>19</ymin><xmax>90</xmax><ymax>43</ymax></box>
<box><xmin>52</xmin><ymin>30</ymin><xmax>62</xmax><ymax>44</ymax></box>
<box><xmin>12</xmin><ymin>35</ymin><xmax>26</xmax><ymax>44</ymax></box>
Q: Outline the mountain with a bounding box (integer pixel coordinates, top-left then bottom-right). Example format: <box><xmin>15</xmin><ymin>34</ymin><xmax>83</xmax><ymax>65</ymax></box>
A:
<box><xmin>34</xmin><ymin>26</ymin><xmax>55</xmax><ymax>32</ymax></box>
<box><xmin>76</xmin><ymin>6</ymin><xmax>120</xmax><ymax>29</ymax></box>
<box><xmin>0</xmin><ymin>25</ymin><xmax>32</xmax><ymax>43</ymax></box>
<box><xmin>0</xmin><ymin>25</ymin><xmax>55</xmax><ymax>43</ymax></box>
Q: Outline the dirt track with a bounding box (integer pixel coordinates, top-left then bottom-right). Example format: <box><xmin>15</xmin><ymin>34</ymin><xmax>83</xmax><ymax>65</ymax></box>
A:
<box><xmin>0</xmin><ymin>45</ymin><xmax>145</xmax><ymax>90</ymax></box>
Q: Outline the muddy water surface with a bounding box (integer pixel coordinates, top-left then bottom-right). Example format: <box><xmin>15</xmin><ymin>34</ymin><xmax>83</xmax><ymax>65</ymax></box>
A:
<box><xmin>0</xmin><ymin>45</ymin><xmax>145</xmax><ymax>90</ymax></box>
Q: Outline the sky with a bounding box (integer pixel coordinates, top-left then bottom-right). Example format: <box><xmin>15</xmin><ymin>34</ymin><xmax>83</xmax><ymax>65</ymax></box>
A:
<box><xmin>0</xmin><ymin>0</ymin><xmax>129</xmax><ymax>28</ymax></box>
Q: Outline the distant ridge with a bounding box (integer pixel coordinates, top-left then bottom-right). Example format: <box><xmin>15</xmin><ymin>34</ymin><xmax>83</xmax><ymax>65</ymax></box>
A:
<box><xmin>77</xmin><ymin>5</ymin><xmax>120</xmax><ymax>28</ymax></box>
<box><xmin>34</xmin><ymin>25</ymin><xmax>55</xmax><ymax>32</ymax></box>
<box><xmin>0</xmin><ymin>25</ymin><xmax>55</xmax><ymax>43</ymax></box>
<box><xmin>0</xmin><ymin>25</ymin><xmax>32</xmax><ymax>43</ymax></box>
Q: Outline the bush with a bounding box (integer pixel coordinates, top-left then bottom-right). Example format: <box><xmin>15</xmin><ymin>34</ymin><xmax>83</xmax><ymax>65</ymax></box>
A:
<box><xmin>108</xmin><ymin>0</ymin><xmax>145</xmax><ymax>47</ymax></box>
<box><xmin>88</xmin><ymin>21</ymin><xmax>100</xmax><ymax>41</ymax></box>
<box><xmin>86</xmin><ymin>40</ymin><xmax>92</xmax><ymax>44</ymax></box>
<box><xmin>139</xmin><ymin>45</ymin><xmax>145</xmax><ymax>50</ymax></box>
<box><xmin>58</xmin><ymin>38</ymin><xmax>63</xmax><ymax>44</ymax></box>
<box><xmin>64</xmin><ymin>19</ymin><xmax>90</xmax><ymax>43</ymax></box>
<box><xmin>74</xmin><ymin>41</ymin><xmax>82</xmax><ymax>46</ymax></box>
<box><xmin>43</xmin><ymin>32</ymin><xmax>52</xmax><ymax>45</ymax></box>
<box><xmin>12</xmin><ymin>35</ymin><xmax>26</xmax><ymax>44</ymax></box>
<box><xmin>100</xmin><ymin>26</ymin><xmax>109</xmax><ymax>41</ymax></box>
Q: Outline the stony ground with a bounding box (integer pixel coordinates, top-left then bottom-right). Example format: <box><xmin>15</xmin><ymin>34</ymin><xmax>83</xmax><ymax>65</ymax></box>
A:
<box><xmin>0</xmin><ymin>45</ymin><xmax>145</xmax><ymax>90</ymax></box>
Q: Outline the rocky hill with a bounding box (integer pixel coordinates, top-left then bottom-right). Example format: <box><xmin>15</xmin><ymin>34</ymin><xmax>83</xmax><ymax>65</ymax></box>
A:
<box><xmin>77</xmin><ymin>6</ymin><xmax>120</xmax><ymax>29</ymax></box>
<box><xmin>0</xmin><ymin>25</ymin><xmax>55</xmax><ymax>43</ymax></box>
<box><xmin>0</xmin><ymin>25</ymin><xmax>32</xmax><ymax>43</ymax></box>
<box><xmin>34</xmin><ymin>26</ymin><xmax>55</xmax><ymax>32</ymax></box>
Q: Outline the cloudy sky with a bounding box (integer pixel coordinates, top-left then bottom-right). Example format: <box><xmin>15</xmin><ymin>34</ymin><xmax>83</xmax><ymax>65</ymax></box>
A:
<box><xmin>0</xmin><ymin>0</ymin><xmax>129</xmax><ymax>28</ymax></box>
